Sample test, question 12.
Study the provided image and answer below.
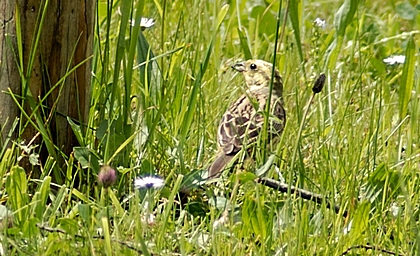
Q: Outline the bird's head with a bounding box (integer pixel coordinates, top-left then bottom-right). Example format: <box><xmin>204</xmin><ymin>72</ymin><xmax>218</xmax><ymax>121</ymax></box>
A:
<box><xmin>231</xmin><ymin>59</ymin><xmax>283</xmax><ymax>96</ymax></box>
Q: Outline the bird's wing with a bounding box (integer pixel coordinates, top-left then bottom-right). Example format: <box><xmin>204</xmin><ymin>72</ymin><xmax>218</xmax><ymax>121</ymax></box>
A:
<box><xmin>270</xmin><ymin>97</ymin><xmax>286</xmax><ymax>135</ymax></box>
<box><xmin>217</xmin><ymin>95</ymin><xmax>260</xmax><ymax>155</ymax></box>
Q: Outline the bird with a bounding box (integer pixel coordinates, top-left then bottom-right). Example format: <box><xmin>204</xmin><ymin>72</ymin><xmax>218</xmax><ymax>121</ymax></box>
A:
<box><xmin>208</xmin><ymin>59</ymin><xmax>286</xmax><ymax>179</ymax></box>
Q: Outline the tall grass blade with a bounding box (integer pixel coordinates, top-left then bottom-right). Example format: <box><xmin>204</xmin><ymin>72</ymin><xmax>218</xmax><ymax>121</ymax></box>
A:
<box><xmin>104</xmin><ymin>0</ymin><xmax>131</xmax><ymax>162</ymax></box>
<box><xmin>33</xmin><ymin>176</ymin><xmax>51</xmax><ymax>219</ymax></box>
<box><xmin>326</xmin><ymin>0</ymin><xmax>359</xmax><ymax>69</ymax></box>
<box><xmin>399</xmin><ymin>36</ymin><xmax>415</xmax><ymax>119</ymax></box>
<box><xmin>288</xmin><ymin>0</ymin><xmax>303</xmax><ymax>63</ymax></box>
<box><xmin>0</xmin><ymin>117</ymin><xmax>19</xmax><ymax>158</ymax></box>
<box><xmin>237</xmin><ymin>28</ymin><xmax>253</xmax><ymax>60</ymax></box>
<box><xmin>6</xmin><ymin>166</ymin><xmax>28</xmax><ymax>225</ymax></box>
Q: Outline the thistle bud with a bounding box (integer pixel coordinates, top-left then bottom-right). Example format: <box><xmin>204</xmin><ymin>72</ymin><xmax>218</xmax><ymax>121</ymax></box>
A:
<box><xmin>98</xmin><ymin>165</ymin><xmax>117</xmax><ymax>188</ymax></box>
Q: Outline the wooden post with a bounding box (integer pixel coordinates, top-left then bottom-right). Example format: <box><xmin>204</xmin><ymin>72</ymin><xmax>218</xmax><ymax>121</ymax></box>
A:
<box><xmin>0</xmin><ymin>0</ymin><xmax>95</xmax><ymax>176</ymax></box>
<box><xmin>0</xmin><ymin>1</ymin><xmax>20</xmax><ymax>144</ymax></box>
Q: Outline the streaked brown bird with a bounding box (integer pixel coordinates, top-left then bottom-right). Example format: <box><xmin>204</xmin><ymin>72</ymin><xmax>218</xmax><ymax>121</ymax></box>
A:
<box><xmin>208</xmin><ymin>59</ymin><xmax>286</xmax><ymax>178</ymax></box>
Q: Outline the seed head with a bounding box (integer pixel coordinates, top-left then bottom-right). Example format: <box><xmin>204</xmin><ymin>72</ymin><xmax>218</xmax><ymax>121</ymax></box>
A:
<box><xmin>312</xmin><ymin>73</ymin><xmax>326</xmax><ymax>94</ymax></box>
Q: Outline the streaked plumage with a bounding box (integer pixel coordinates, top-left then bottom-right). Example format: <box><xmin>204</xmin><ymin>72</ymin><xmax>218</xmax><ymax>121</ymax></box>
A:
<box><xmin>208</xmin><ymin>59</ymin><xmax>286</xmax><ymax>178</ymax></box>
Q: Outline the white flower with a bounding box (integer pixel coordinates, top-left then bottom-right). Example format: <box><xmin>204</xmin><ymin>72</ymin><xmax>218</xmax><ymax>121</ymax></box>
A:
<box><xmin>134</xmin><ymin>175</ymin><xmax>165</xmax><ymax>189</ymax></box>
<box><xmin>314</xmin><ymin>18</ymin><xmax>326</xmax><ymax>29</ymax></box>
<box><xmin>390</xmin><ymin>202</ymin><xmax>400</xmax><ymax>217</ymax></box>
<box><xmin>140</xmin><ymin>18</ymin><xmax>155</xmax><ymax>28</ymax></box>
<box><xmin>383</xmin><ymin>55</ymin><xmax>405</xmax><ymax>65</ymax></box>
<box><xmin>129</xmin><ymin>18</ymin><xmax>155</xmax><ymax>30</ymax></box>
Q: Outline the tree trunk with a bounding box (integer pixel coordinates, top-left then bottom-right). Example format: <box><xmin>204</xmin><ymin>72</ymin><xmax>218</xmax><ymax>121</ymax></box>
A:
<box><xmin>0</xmin><ymin>0</ymin><xmax>95</xmax><ymax>177</ymax></box>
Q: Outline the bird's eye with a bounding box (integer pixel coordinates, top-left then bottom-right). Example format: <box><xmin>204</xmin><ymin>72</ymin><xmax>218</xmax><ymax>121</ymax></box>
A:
<box><xmin>250</xmin><ymin>63</ymin><xmax>257</xmax><ymax>70</ymax></box>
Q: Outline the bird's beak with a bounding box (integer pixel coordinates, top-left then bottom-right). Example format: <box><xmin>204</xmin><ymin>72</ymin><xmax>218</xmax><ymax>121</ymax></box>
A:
<box><xmin>231</xmin><ymin>62</ymin><xmax>245</xmax><ymax>72</ymax></box>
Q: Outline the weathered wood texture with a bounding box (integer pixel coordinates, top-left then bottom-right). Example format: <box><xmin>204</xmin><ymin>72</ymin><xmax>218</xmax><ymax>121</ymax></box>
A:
<box><xmin>0</xmin><ymin>1</ymin><xmax>95</xmax><ymax>164</ymax></box>
<box><xmin>0</xmin><ymin>1</ymin><xmax>20</xmax><ymax>143</ymax></box>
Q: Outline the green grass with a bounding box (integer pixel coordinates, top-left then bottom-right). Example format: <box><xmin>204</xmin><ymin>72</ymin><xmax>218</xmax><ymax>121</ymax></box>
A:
<box><xmin>1</xmin><ymin>0</ymin><xmax>420</xmax><ymax>255</ymax></box>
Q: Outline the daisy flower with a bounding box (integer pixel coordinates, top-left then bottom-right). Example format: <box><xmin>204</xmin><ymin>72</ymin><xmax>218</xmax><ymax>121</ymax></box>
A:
<box><xmin>134</xmin><ymin>175</ymin><xmax>165</xmax><ymax>189</ymax></box>
<box><xmin>140</xmin><ymin>18</ymin><xmax>155</xmax><ymax>29</ymax></box>
<box><xmin>383</xmin><ymin>55</ymin><xmax>405</xmax><ymax>65</ymax></box>
<box><xmin>313</xmin><ymin>17</ymin><xmax>326</xmax><ymax>29</ymax></box>
<box><xmin>128</xmin><ymin>17</ymin><xmax>155</xmax><ymax>30</ymax></box>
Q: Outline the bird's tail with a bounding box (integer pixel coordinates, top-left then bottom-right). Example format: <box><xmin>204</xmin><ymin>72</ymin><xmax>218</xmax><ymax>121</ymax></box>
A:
<box><xmin>208</xmin><ymin>154</ymin><xmax>235</xmax><ymax>179</ymax></box>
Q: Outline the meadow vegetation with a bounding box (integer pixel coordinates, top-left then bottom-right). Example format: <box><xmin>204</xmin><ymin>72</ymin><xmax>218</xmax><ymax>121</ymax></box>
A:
<box><xmin>1</xmin><ymin>0</ymin><xmax>419</xmax><ymax>255</ymax></box>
